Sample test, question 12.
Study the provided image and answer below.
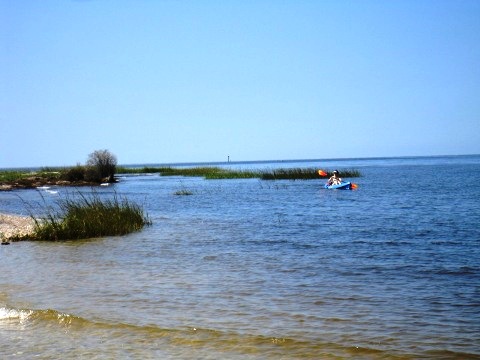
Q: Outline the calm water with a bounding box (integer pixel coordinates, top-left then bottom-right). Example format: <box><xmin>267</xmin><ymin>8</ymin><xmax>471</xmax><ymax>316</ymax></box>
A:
<box><xmin>1</xmin><ymin>155</ymin><xmax>479</xmax><ymax>359</ymax></box>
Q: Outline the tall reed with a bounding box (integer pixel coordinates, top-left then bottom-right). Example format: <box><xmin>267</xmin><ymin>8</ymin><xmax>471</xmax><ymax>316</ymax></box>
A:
<box><xmin>261</xmin><ymin>168</ymin><xmax>320</xmax><ymax>180</ymax></box>
<box><xmin>30</xmin><ymin>191</ymin><xmax>151</xmax><ymax>241</ymax></box>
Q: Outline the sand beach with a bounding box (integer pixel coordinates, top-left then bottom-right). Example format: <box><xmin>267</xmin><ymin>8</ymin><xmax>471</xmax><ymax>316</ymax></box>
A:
<box><xmin>0</xmin><ymin>213</ymin><xmax>35</xmax><ymax>242</ymax></box>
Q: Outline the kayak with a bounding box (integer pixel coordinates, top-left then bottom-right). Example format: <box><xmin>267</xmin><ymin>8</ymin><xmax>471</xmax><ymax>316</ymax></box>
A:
<box><xmin>324</xmin><ymin>181</ymin><xmax>353</xmax><ymax>190</ymax></box>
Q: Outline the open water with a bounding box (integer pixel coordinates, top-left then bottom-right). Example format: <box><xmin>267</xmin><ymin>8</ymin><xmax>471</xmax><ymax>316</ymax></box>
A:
<box><xmin>1</xmin><ymin>155</ymin><xmax>479</xmax><ymax>359</ymax></box>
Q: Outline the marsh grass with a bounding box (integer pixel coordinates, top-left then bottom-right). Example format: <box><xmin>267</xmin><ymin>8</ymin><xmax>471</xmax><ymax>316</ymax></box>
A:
<box><xmin>260</xmin><ymin>168</ymin><xmax>321</xmax><ymax>180</ymax></box>
<box><xmin>30</xmin><ymin>191</ymin><xmax>151</xmax><ymax>241</ymax></box>
<box><xmin>116</xmin><ymin>166</ymin><xmax>361</xmax><ymax>180</ymax></box>
<box><xmin>116</xmin><ymin>166</ymin><xmax>170</xmax><ymax>174</ymax></box>
<box><xmin>0</xmin><ymin>171</ymin><xmax>28</xmax><ymax>182</ymax></box>
<box><xmin>117</xmin><ymin>166</ymin><xmax>258</xmax><ymax>179</ymax></box>
<box><xmin>260</xmin><ymin>168</ymin><xmax>361</xmax><ymax>179</ymax></box>
<box><xmin>0</xmin><ymin>168</ymin><xmax>64</xmax><ymax>182</ymax></box>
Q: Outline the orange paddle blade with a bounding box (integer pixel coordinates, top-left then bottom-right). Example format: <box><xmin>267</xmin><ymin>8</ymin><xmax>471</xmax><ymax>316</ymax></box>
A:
<box><xmin>351</xmin><ymin>183</ymin><xmax>358</xmax><ymax>190</ymax></box>
<box><xmin>318</xmin><ymin>170</ymin><xmax>327</xmax><ymax>177</ymax></box>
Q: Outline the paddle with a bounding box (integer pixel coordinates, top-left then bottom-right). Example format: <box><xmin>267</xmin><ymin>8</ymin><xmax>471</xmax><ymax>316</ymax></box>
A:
<box><xmin>317</xmin><ymin>170</ymin><xmax>327</xmax><ymax>177</ymax></box>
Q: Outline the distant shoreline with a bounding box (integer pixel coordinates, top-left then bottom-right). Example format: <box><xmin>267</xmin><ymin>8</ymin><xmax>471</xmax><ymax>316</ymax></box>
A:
<box><xmin>1</xmin><ymin>154</ymin><xmax>478</xmax><ymax>172</ymax></box>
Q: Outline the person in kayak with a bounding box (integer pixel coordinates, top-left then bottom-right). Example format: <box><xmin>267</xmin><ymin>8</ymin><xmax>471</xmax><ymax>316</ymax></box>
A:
<box><xmin>327</xmin><ymin>170</ymin><xmax>342</xmax><ymax>185</ymax></box>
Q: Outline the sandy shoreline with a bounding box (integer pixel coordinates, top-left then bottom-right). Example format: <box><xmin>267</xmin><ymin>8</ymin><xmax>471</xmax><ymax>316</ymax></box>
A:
<box><xmin>0</xmin><ymin>213</ymin><xmax>36</xmax><ymax>242</ymax></box>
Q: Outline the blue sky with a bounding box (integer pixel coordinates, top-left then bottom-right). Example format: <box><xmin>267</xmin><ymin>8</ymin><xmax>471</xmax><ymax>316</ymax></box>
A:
<box><xmin>1</xmin><ymin>0</ymin><xmax>479</xmax><ymax>168</ymax></box>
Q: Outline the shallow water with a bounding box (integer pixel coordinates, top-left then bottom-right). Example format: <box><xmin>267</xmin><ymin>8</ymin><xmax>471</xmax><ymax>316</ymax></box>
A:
<box><xmin>1</xmin><ymin>155</ymin><xmax>480</xmax><ymax>359</ymax></box>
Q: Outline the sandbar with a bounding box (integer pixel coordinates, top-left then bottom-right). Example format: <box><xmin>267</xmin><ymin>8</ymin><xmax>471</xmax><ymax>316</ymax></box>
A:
<box><xmin>0</xmin><ymin>213</ymin><xmax>35</xmax><ymax>242</ymax></box>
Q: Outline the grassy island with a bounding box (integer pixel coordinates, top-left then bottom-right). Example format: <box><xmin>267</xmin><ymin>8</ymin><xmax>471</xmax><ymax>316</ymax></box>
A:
<box><xmin>1</xmin><ymin>150</ymin><xmax>118</xmax><ymax>191</ymax></box>
<box><xmin>0</xmin><ymin>166</ymin><xmax>113</xmax><ymax>191</ymax></box>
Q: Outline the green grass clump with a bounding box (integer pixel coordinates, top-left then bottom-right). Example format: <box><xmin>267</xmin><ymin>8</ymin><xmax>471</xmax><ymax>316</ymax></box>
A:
<box><xmin>160</xmin><ymin>167</ymin><xmax>219</xmax><ymax>177</ymax></box>
<box><xmin>199</xmin><ymin>168</ymin><xmax>259</xmax><ymax>179</ymax></box>
<box><xmin>30</xmin><ymin>191</ymin><xmax>151</xmax><ymax>241</ymax></box>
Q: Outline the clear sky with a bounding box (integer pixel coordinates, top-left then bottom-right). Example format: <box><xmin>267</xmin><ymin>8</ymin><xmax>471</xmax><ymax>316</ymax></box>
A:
<box><xmin>1</xmin><ymin>0</ymin><xmax>479</xmax><ymax>168</ymax></box>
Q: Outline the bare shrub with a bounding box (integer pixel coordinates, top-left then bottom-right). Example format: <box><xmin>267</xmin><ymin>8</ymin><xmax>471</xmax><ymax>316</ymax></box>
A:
<box><xmin>86</xmin><ymin>149</ymin><xmax>117</xmax><ymax>182</ymax></box>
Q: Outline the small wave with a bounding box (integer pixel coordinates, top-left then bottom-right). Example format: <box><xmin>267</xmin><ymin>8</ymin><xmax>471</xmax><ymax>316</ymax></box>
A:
<box><xmin>0</xmin><ymin>307</ymin><xmax>33</xmax><ymax>321</ymax></box>
<box><xmin>2</xmin><ymin>306</ymin><xmax>476</xmax><ymax>359</ymax></box>
<box><xmin>0</xmin><ymin>306</ymin><xmax>84</xmax><ymax>328</ymax></box>
<box><xmin>420</xmin><ymin>266</ymin><xmax>479</xmax><ymax>276</ymax></box>
<box><xmin>0</xmin><ymin>306</ymin><xmax>91</xmax><ymax>329</ymax></box>
<box><xmin>0</xmin><ymin>306</ymin><xmax>399</xmax><ymax>358</ymax></box>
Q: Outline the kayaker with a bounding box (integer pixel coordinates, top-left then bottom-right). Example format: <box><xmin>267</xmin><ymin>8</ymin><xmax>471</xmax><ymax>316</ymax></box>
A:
<box><xmin>327</xmin><ymin>170</ymin><xmax>342</xmax><ymax>185</ymax></box>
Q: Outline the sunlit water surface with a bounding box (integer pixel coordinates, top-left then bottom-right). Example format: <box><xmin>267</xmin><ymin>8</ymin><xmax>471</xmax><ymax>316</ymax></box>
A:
<box><xmin>1</xmin><ymin>156</ymin><xmax>479</xmax><ymax>359</ymax></box>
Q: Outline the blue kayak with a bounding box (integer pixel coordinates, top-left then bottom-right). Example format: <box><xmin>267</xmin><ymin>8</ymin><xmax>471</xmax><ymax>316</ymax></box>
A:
<box><xmin>324</xmin><ymin>181</ymin><xmax>353</xmax><ymax>190</ymax></box>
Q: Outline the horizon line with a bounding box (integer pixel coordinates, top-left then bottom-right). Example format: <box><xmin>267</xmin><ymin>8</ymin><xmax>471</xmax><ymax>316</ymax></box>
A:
<box><xmin>2</xmin><ymin>153</ymin><xmax>478</xmax><ymax>171</ymax></box>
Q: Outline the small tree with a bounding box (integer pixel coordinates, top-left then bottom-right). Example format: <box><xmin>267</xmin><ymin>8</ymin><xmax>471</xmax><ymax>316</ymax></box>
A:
<box><xmin>86</xmin><ymin>149</ymin><xmax>117</xmax><ymax>183</ymax></box>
